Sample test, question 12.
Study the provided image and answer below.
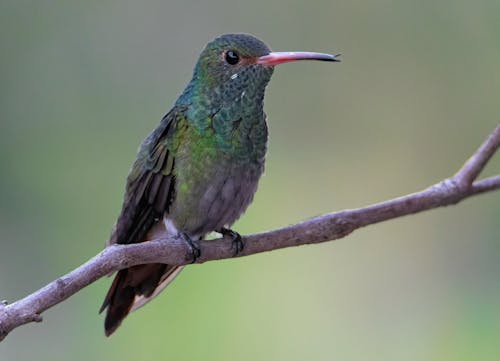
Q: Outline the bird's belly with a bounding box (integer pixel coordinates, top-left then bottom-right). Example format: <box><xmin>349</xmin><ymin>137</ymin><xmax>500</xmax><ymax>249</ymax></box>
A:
<box><xmin>168</xmin><ymin>161</ymin><xmax>263</xmax><ymax>237</ymax></box>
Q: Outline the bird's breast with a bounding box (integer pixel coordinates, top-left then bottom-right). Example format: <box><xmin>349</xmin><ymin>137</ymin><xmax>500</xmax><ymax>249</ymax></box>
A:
<box><xmin>168</xmin><ymin>121</ymin><xmax>267</xmax><ymax>236</ymax></box>
<box><xmin>211</xmin><ymin>110</ymin><xmax>268</xmax><ymax>162</ymax></box>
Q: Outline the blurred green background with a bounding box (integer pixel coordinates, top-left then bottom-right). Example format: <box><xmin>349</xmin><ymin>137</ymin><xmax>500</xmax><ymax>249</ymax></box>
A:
<box><xmin>1</xmin><ymin>1</ymin><xmax>499</xmax><ymax>360</ymax></box>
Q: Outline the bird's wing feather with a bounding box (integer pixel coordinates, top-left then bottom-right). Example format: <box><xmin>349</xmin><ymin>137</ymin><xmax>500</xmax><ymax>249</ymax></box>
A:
<box><xmin>110</xmin><ymin>106</ymin><xmax>187</xmax><ymax>246</ymax></box>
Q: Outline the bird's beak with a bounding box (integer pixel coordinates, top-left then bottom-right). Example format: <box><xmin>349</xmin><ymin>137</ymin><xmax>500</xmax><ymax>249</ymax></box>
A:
<box><xmin>257</xmin><ymin>51</ymin><xmax>340</xmax><ymax>66</ymax></box>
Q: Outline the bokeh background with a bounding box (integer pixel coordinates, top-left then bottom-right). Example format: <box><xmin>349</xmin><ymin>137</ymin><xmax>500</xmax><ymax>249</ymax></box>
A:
<box><xmin>1</xmin><ymin>1</ymin><xmax>499</xmax><ymax>360</ymax></box>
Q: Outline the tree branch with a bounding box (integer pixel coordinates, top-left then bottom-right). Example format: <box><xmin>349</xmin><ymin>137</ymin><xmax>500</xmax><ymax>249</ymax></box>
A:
<box><xmin>1</xmin><ymin>124</ymin><xmax>499</xmax><ymax>341</ymax></box>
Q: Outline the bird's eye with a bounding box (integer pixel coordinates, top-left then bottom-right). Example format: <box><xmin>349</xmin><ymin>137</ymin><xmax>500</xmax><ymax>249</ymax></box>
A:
<box><xmin>225</xmin><ymin>50</ymin><xmax>240</xmax><ymax>65</ymax></box>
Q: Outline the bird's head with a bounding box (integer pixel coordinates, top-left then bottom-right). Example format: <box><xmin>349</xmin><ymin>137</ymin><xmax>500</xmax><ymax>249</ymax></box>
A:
<box><xmin>177</xmin><ymin>33</ymin><xmax>339</xmax><ymax>111</ymax></box>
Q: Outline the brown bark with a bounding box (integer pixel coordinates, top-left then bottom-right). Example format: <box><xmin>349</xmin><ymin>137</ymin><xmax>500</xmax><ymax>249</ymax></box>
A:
<box><xmin>1</xmin><ymin>124</ymin><xmax>499</xmax><ymax>342</ymax></box>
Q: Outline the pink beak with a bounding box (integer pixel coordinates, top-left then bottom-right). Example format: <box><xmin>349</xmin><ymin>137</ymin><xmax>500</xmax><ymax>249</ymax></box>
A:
<box><xmin>257</xmin><ymin>51</ymin><xmax>340</xmax><ymax>66</ymax></box>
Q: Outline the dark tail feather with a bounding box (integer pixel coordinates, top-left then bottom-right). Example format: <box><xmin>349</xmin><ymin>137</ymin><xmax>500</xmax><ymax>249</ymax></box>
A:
<box><xmin>100</xmin><ymin>269</ymin><xmax>137</xmax><ymax>337</ymax></box>
<box><xmin>100</xmin><ymin>263</ymin><xmax>184</xmax><ymax>336</ymax></box>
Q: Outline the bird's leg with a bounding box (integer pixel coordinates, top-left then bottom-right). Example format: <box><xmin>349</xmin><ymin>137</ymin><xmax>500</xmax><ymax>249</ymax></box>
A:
<box><xmin>180</xmin><ymin>232</ymin><xmax>201</xmax><ymax>263</ymax></box>
<box><xmin>217</xmin><ymin>227</ymin><xmax>244</xmax><ymax>256</ymax></box>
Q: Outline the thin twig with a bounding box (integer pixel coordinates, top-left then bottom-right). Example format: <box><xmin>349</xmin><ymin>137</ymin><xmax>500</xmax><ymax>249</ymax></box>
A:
<box><xmin>0</xmin><ymin>124</ymin><xmax>499</xmax><ymax>341</ymax></box>
<box><xmin>454</xmin><ymin>125</ymin><xmax>500</xmax><ymax>186</ymax></box>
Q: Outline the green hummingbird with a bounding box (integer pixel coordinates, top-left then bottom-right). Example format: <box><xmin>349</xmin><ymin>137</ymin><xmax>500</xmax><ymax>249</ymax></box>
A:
<box><xmin>100</xmin><ymin>33</ymin><xmax>339</xmax><ymax>336</ymax></box>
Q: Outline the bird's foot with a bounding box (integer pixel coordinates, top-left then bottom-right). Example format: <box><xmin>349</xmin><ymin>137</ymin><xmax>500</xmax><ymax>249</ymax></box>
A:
<box><xmin>217</xmin><ymin>227</ymin><xmax>244</xmax><ymax>256</ymax></box>
<box><xmin>180</xmin><ymin>232</ymin><xmax>201</xmax><ymax>263</ymax></box>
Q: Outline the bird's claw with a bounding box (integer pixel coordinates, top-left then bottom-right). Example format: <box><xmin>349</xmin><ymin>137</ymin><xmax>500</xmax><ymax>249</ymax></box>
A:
<box><xmin>218</xmin><ymin>227</ymin><xmax>244</xmax><ymax>256</ymax></box>
<box><xmin>181</xmin><ymin>233</ymin><xmax>201</xmax><ymax>263</ymax></box>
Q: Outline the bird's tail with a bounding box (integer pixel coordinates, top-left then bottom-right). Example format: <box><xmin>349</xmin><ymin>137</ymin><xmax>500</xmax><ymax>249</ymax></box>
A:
<box><xmin>99</xmin><ymin>263</ymin><xmax>184</xmax><ymax>336</ymax></box>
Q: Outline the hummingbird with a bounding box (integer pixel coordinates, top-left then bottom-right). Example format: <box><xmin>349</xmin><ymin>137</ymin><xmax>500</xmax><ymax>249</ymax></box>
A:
<box><xmin>100</xmin><ymin>33</ymin><xmax>339</xmax><ymax>336</ymax></box>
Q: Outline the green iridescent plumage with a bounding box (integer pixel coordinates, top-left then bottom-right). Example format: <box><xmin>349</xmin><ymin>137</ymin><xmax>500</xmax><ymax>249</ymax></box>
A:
<box><xmin>100</xmin><ymin>33</ymin><xmax>338</xmax><ymax>336</ymax></box>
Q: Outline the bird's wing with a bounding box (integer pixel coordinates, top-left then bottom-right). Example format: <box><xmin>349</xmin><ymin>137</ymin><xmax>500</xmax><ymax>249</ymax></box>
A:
<box><xmin>110</xmin><ymin>106</ymin><xmax>187</xmax><ymax>246</ymax></box>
